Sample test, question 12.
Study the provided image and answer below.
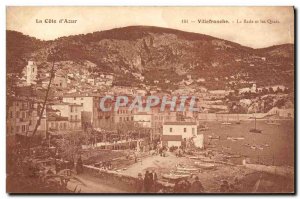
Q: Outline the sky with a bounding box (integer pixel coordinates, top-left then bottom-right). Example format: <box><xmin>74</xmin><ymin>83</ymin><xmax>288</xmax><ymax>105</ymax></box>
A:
<box><xmin>6</xmin><ymin>6</ymin><xmax>294</xmax><ymax>48</ymax></box>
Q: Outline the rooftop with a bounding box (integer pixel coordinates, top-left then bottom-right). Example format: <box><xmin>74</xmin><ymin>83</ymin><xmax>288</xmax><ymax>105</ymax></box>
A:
<box><xmin>163</xmin><ymin>121</ymin><xmax>197</xmax><ymax>126</ymax></box>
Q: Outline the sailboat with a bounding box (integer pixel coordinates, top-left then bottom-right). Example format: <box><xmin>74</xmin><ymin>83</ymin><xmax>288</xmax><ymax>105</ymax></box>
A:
<box><xmin>221</xmin><ymin>114</ymin><xmax>232</xmax><ymax>125</ymax></box>
<box><xmin>249</xmin><ymin>114</ymin><xmax>262</xmax><ymax>133</ymax></box>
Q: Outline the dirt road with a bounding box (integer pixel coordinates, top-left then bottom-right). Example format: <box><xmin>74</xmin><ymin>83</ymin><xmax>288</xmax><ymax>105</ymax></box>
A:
<box><xmin>67</xmin><ymin>173</ymin><xmax>129</xmax><ymax>193</ymax></box>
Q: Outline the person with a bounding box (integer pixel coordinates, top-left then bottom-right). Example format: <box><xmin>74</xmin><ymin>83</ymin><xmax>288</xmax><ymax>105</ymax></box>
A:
<box><xmin>189</xmin><ymin>176</ymin><xmax>204</xmax><ymax>193</ymax></box>
<box><xmin>76</xmin><ymin>156</ymin><xmax>83</xmax><ymax>174</ymax></box>
<box><xmin>136</xmin><ymin>173</ymin><xmax>144</xmax><ymax>193</ymax></box>
<box><xmin>144</xmin><ymin>170</ymin><xmax>151</xmax><ymax>192</ymax></box>
<box><xmin>69</xmin><ymin>158</ymin><xmax>74</xmax><ymax>170</ymax></box>
<box><xmin>173</xmin><ymin>180</ymin><xmax>181</xmax><ymax>193</ymax></box>
<box><xmin>219</xmin><ymin>180</ymin><xmax>230</xmax><ymax>193</ymax></box>
<box><xmin>55</xmin><ymin>159</ymin><xmax>61</xmax><ymax>174</ymax></box>
<box><xmin>183</xmin><ymin>178</ymin><xmax>191</xmax><ymax>192</ymax></box>
<box><xmin>231</xmin><ymin>177</ymin><xmax>241</xmax><ymax>192</ymax></box>
<box><xmin>159</xmin><ymin>147</ymin><xmax>163</xmax><ymax>156</ymax></box>
<box><xmin>148</xmin><ymin>170</ymin><xmax>154</xmax><ymax>192</ymax></box>
<box><xmin>152</xmin><ymin>170</ymin><xmax>158</xmax><ymax>192</ymax></box>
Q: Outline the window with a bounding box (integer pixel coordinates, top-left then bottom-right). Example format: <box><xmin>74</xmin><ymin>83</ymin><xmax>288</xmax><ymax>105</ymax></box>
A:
<box><xmin>192</xmin><ymin>128</ymin><xmax>195</xmax><ymax>135</ymax></box>
<box><xmin>184</xmin><ymin>128</ymin><xmax>187</xmax><ymax>133</ymax></box>
<box><xmin>75</xmin><ymin>115</ymin><xmax>78</xmax><ymax>121</ymax></box>
<box><xmin>74</xmin><ymin>97</ymin><xmax>76</xmax><ymax>100</ymax></box>
<box><xmin>170</xmin><ymin>128</ymin><xmax>172</xmax><ymax>133</ymax></box>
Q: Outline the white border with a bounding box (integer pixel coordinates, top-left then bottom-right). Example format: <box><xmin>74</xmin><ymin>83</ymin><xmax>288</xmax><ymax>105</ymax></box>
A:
<box><xmin>1</xmin><ymin>1</ymin><xmax>298</xmax><ymax>199</ymax></box>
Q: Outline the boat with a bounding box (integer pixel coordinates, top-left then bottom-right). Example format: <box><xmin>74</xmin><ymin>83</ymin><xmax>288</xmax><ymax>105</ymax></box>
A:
<box><xmin>208</xmin><ymin>135</ymin><xmax>220</xmax><ymax>140</ymax></box>
<box><xmin>194</xmin><ymin>162</ymin><xmax>216</xmax><ymax>169</ymax></box>
<box><xmin>176</xmin><ymin>167</ymin><xmax>199</xmax><ymax>172</ymax></box>
<box><xmin>162</xmin><ymin>173</ymin><xmax>189</xmax><ymax>180</ymax></box>
<box><xmin>249</xmin><ymin>114</ymin><xmax>262</xmax><ymax>133</ymax></box>
<box><xmin>223</xmin><ymin>154</ymin><xmax>241</xmax><ymax>159</ymax></box>
<box><xmin>227</xmin><ymin>136</ymin><xmax>245</xmax><ymax>141</ymax></box>
<box><xmin>221</xmin><ymin>122</ymin><xmax>232</xmax><ymax>125</ymax></box>
<box><xmin>242</xmin><ymin>159</ymin><xmax>294</xmax><ymax>179</ymax></box>
<box><xmin>249</xmin><ymin>128</ymin><xmax>262</xmax><ymax>133</ymax></box>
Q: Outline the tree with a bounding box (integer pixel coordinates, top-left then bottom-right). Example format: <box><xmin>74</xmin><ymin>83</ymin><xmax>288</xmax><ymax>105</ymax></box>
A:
<box><xmin>31</xmin><ymin>48</ymin><xmax>63</xmax><ymax>138</ymax></box>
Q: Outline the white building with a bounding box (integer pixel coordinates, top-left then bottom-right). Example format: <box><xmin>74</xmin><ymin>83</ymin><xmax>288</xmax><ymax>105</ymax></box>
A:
<box><xmin>26</xmin><ymin>61</ymin><xmax>37</xmax><ymax>85</ymax></box>
<box><xmin>162</xmin><ymin>122</ymin><xmax>201</xmax><ymax>148</ymax></box>
<box><xmin>62</xmin><ymin>94</ymin><xmax>97</xmax><ymax>124</ymax></box>
<box><xmin>133</xmin><ymin>112</ymin><xmax>152</xmax><ymax>128</ymax></box>
<box><xmin>87</xmin><ymin>78</ymin><xmax>95</xmax><ymax>85</ymax></box>
<box><xmin>51</xmin><ymin>102</ymin><xmax>83</xmax><ymax>130</ymax></box>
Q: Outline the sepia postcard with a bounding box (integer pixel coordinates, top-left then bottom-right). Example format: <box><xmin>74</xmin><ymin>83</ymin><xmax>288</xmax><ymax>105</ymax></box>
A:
<box><xmin>6</xmin><ymin>6</ymin><xmax>295</xmax><ymax>194</ymax></box>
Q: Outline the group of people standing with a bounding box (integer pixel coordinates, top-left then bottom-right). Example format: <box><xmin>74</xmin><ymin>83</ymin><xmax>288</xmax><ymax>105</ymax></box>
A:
<box><xmin>174</xmin><ymin>176</ymin><xmax>205</xmax><ymax>193</ymax></box>
<box><xmin>136</xmin><ymin>170</ymin><xmax>158</xmax><ymax>193</ymax></box>
<box><xmin>136</xmin><ymin>171</ymin><xmax>206</xmax><ymax>193</ymax></box>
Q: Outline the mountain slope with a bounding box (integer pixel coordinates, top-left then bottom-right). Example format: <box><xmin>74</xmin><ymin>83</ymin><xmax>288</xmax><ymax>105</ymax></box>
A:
<box><xmin>6</xmin><ymin>26</ymin><xmax>294</xmax><ymax>90</ymax></box>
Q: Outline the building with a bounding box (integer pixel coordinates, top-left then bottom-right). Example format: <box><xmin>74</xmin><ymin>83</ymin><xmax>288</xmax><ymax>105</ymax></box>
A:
<box><xmin>133</xmin><ymin>112</ymin><xmax>152</xmax><ymax>128</ymax></box>
<box><xmin>7</xmin><ymin>97</ymin><xmax>47</xmax><ymax>139</ymax></box>
<box><xmin>26</xmin><ymin>61</ymin><xmax>37</xmax><ymax>85</ymax></box>
<box><xmin>151</xmin><ymin>106</ymin><xmax>177</xmax><ymax>136</ymax></box>
<box><xmin>47</xmin><ymin>115</ymin><xmax>69</xmax><ymax>132</ymax></box>
<box><xmin>87</xmin><ymin>78</ymin><xmax>95</xmax><ymax>85</ymax></box>
<box><xmin>51</xmin><ymin>102</ymin><xmax>83</xmax><ymax>130</ymax></box>
<box><xmin>53</xmin><ymin>75</ymin><xmax>68</xmax><ymax>88</ymax></box>
<box><xmin>114</xmin><ymin>106</ymin><xmax>134</xmax><ymax>123</ymax></box>
<box><xmin>62</xmin><ymin>94</ymin><xmax>98</xmax><ymax>125</ymax></box>
<box><xmin>162</xmin><ymin>121</ymin><xmax>199</xmax><ymax>147</ymax></box>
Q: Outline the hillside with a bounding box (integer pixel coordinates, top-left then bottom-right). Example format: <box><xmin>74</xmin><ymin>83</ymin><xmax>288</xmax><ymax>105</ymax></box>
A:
<box><xmin>6</xmin><ymin>26</ymin><xmax>294</xmax><ymax>90</ymax></box>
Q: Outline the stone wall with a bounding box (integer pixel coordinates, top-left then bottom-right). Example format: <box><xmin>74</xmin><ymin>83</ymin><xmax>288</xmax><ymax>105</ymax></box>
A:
<box><xmin>83</xmin><ymin>165</ymin><xmax>138</xmax><ymax>192</ymax></box>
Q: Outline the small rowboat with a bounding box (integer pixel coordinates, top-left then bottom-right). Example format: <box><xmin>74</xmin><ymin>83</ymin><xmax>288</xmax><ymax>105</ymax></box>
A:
<box><xmin>162</xmin><ymin>173</ymin><xmax>189</xmax><ymax>180</ymax></box>
<box><xmin>194</xmin><ymin>162</ymin><xmax>216</xmax><ymax>169</ymax></box>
